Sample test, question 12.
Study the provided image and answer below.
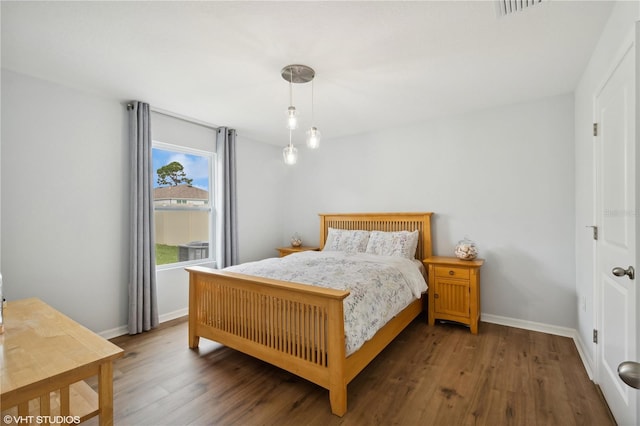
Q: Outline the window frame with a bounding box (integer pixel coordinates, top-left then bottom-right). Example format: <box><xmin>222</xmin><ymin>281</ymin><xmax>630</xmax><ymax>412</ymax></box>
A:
<box><xmin>152</xmin><ymin>140</ymin><xmax>217</xmax><ymax>271</ymax></box>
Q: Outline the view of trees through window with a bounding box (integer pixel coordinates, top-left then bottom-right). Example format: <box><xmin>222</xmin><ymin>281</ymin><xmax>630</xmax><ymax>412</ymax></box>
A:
<box><xmin>153</xmin><ymin>145</ymin><xmax>213</xmax><ymax>266</ymax></box>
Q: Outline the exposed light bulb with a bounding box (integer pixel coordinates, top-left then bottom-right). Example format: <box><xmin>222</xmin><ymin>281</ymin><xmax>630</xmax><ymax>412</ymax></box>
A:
<box><xmin>283</xmin><ymin>145</ymin><xmax>298</xmax><ymax>165</ymax></box>
<box><xmin>306</xmin><ymin>126</ymin><xmax>321</xmax><ymax>149</ymax></box>
<box><xmin>287</xmin><ymin>106</ymin><xmax>298</xmax><ymax>130</ymax></box>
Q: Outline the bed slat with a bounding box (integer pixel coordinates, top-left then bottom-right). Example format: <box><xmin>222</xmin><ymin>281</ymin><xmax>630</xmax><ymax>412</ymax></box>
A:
<box><xmin>192</xmin><ymin>275</ymin><xmax>333</xmax><ymax>368</ymax></box>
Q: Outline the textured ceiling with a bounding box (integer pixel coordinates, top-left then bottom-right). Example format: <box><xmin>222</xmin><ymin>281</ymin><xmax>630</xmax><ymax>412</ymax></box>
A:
<box><xmin>1</xmin><ymin>1</ymin><xmax>613</xmax><ymax>146</ymax></box>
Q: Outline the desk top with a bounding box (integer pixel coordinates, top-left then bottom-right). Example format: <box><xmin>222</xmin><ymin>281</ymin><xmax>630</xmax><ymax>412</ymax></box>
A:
<box><xmin>1</xmin><ymin>298</ymin><xmax>124</xmax><ymax>400</ymax></box>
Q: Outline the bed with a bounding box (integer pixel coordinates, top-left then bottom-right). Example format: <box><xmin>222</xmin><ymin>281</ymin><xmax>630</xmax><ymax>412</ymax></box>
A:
<box><xmin>186</xmin><ymin>212</ymin><xmax>433</xmax><ymax>416</ymax></box>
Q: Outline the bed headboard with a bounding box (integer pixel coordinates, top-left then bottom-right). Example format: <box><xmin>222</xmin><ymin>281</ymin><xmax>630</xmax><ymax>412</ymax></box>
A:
<box><xmin>318</xmin><ymin>212</ymin><xmax>433</xmax><ymax>260</ymax></box>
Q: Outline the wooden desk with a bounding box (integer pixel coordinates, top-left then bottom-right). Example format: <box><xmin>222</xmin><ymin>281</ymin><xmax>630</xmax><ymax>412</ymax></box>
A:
<box><xmin>1</xmin><ymin>298</ymin><xmax>124</xmax><ymax>425</ymax></box>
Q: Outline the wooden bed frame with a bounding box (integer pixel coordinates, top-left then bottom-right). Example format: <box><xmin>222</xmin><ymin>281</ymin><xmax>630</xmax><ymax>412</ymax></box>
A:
<box><xmin>186</xmin><ymin>212</ymin><xmax>433</xmax><ymax>416</ymax></box>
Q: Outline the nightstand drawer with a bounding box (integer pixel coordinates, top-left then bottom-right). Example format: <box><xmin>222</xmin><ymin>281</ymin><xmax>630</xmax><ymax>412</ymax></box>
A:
<box><xmin>434</xmin><ymin>266</ymin><xmax>470</xmax><ymax>279</ymax></box>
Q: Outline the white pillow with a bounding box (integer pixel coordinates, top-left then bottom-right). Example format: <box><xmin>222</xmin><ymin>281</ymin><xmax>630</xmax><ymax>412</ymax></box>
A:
<box><xmin>323</xmin><ymin>228</ymin><xmax>370</xmax><ymax>253</ymax></box>
<box><xmin>365</xmin><ymin>230</ymin><xmax>419</xmax><ymax>259</ymax></box>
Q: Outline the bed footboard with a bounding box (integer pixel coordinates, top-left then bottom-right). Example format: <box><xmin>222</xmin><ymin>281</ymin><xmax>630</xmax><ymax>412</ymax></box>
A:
<box><xmin>187</xmin><ymin>266</ymin><xmax>350</xmax><ymax>416</ymax></box>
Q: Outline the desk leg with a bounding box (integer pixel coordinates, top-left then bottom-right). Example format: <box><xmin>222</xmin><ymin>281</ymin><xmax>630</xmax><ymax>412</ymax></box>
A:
<box><xmin>40</xmin><ymin>393</ymin><xmax>51</xmax><ymax>425</ymax></box>
<box><xmin>18</xmin><ymin>402</ymin><xmax>29</xmax><ymax>417</ymax></box>
<box><xmin>60</xmin><ymin>386</ymin><xmax>70</xmax><ymax>416</ymax></box>
<box><xmin>98</xmin><ymin>361</ymin><xmax>114</xmax><ymax>426</ymax></box>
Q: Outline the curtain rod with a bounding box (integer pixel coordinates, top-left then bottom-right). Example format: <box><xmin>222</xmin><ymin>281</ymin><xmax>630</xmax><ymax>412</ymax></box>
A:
<box><xmin>126</xmin><ymin>103</ymin><xmax>219</xmax><ymax>131</ymax></box>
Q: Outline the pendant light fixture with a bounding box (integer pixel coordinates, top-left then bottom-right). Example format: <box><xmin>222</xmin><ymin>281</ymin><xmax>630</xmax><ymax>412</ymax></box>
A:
<box><xmin>281</xmin><ymin>64</ymin><xmax>320</xmax><ymax>165</ymax></box>
<box><xmin>283</xmin><ymin>128</ymin><xmax>298</xmax><ymax>165</ymax></box>
<box><xmin>306</xmin><ymin>78</ymin><xmax>321</xmax><ymax>149</ymax></box>
<box><xmin>286</xmin><ymin>67</ymin><xmax>298</xmax><ymax>130</ymax></box>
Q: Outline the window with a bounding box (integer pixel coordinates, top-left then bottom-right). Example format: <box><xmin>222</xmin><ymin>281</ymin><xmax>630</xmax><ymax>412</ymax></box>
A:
<box><xmin>152</xmin><ymin>141</ymin><xmax>215</xmax><ymax>268</ymax></box>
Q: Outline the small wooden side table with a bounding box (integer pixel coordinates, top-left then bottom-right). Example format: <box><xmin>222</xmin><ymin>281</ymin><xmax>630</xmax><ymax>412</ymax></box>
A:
<box><xmin>1</xmin><ymin>298</ymin><xmax>124</xmax><ymax>425</ymax></box>
<box><xmin>276</xmin><ymin>246</ymin><xmax>320</xmax><ymax>257</ymax></box>
<box><xmin>423</xmin><ymin>256</ymin><xmax>484</xmax><ymax>334</ymax></box>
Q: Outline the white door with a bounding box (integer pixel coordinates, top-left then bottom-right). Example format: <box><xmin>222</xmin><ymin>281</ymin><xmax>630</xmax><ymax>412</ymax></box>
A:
<box><xmin>595</xmin><ymin>31</ymin><xmax>637</xmax><ymax>426</ymax></box>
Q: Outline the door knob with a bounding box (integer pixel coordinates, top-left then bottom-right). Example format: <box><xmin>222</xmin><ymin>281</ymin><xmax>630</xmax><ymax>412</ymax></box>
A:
<box><xmin>618</xmin><ymin>361</ymin><xmax>640</xmax><ymax>389</ymax></box>
<box><xmin>612</xmin><ymin>266</ymin><xmax>635</xmax><ymax>280</ymax></box>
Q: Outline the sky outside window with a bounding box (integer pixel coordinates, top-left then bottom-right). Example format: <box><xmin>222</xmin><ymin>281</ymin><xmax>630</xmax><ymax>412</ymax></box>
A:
<box><xmin>152</xmin><ymin>148</ymin><xmax>210</xmax><ymax>191</ymax></box>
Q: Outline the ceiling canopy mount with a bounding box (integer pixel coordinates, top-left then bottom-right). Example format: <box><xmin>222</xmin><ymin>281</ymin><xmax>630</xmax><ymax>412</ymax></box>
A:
<box><xmin>281</xmin><ymin>64</ymin><xmax>315</xmax><ymax>84</ymax></box>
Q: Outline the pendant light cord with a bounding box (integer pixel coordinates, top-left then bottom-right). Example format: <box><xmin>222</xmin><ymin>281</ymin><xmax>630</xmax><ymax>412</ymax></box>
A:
<box><xmin>289</xmin><ymin>68</ymin><xmax>293</xmax><ymax>106</ymax></box>
<box><xmin>289</xmin><ymin>68</ymin><xmax>293</xmax><ymax>149</ymax></box>
<box><xmin>311</xmin><ymin>79</ymin><xmax>315</xmax><ymax>124</ymax></box>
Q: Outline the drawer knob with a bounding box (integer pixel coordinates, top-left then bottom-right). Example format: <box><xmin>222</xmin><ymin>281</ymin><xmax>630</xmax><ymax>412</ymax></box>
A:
<box><xmin>449</xmin><ymin>270</ymin><xmax>454</xmax><ymax>276</ymax></box>
<box><xmin>434</xmin><ymin>294</ymin><xmax>439</xmax><ymax>299</ymax></box>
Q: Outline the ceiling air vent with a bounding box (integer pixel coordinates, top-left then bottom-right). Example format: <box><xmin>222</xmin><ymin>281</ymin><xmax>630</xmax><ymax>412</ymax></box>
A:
<box><xmin>496</xmin><ymin>0</ymin><xmax>543</xmax><ymax>17</ymax></box>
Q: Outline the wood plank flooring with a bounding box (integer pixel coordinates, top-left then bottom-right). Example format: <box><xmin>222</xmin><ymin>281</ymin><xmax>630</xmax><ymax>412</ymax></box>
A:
<box><xmin>85</xmin><ymin>315</ymin><xmax>615</xmax><ymax>425</ymax></box>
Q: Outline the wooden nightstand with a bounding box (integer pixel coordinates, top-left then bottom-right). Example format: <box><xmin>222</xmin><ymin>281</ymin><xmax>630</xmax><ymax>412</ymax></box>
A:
<box><xmin>276</xmin><ymin>246</ymin><xmax>320</xmax><ymax>257</ymax></box>
<box><xmin>423</xmin><ymin>256</ymin><xmax>484</xmax><ymax>334</ymax></box>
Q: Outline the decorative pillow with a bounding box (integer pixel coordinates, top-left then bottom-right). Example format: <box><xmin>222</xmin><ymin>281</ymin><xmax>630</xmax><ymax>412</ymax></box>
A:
<box><xmin>365</xmin><ymin>230</ymin><xmax>419</xmax><ymax>259</ymax></box>
<box><xmin>323</xmin><ymin>228</ymin><xmax>370</xmax><ymax>253</ymax></box>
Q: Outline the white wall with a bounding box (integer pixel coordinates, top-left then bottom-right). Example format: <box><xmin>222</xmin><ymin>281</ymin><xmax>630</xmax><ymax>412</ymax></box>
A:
<box><xmin>1</xmin><ymin>69</ymin><xmax>130</xmax><ymax>331</ymax></box>
<box><xmin>282</xmin><ymin>94</ymin><xmax>577</xmax><ymax>328</ymax></box>
<box><xmin>574</xmin><ymin>0</ymin><xmax>640</xmax><ymax>373</ymax></box>
<box><xmin>236</xmin><ymin>137</ymin><xmax>287</xmax><ymax>263</ymax></box>
<box><xmin>1</xmin><ymin>70</ymin><xmax>284</xmax><ymax>333</ymax></box>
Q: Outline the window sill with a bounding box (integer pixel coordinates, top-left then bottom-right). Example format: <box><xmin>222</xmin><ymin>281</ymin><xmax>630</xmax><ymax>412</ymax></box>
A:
<box><xmin>156</xmin><ymin>259</ymin><xmax>217</xmax><ymax>272</ymax></box>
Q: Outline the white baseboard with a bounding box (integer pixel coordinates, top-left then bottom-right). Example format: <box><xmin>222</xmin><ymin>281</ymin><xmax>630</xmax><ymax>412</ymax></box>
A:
<box><xmin>98</xmin><ymin>307</ymin><xmax>189</xmax><ymax>340</ymax></box>
<box><xmin>572</xmin><ymin>331</ymin><xmax>594</xmax><ymax>380</ymax></box>
<box><xmin>159</xmin><ymin>307</ymin><xmax>188</xmax><ymax>323</ymax></box>
<box><xmin>99</xmin><ymin>325</ymin><xmax>128</xmax><ymax>340</ymax></box>
<box><xmin>482</xmin><ymin>313</ymin><xmax>594</xmax><ymax>379</ymax></box>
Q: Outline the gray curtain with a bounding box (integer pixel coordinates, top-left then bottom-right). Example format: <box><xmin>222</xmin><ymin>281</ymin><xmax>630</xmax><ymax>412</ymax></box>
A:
<box><xmin>128</xmin><ymin>101</ymin><xmax>159</xmax><ymax>334</ymax></box>
<box><xmin>216</xmin><ymin>127</ymin><xmax>239</xmax><ymax>268</ymax></box>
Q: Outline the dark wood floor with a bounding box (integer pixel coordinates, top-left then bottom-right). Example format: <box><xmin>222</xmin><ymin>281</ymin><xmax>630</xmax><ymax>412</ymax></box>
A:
<box><xmin>86</xmin><ymin>315</ymin><xmax>615</xmax><ymax>426</ymax></box>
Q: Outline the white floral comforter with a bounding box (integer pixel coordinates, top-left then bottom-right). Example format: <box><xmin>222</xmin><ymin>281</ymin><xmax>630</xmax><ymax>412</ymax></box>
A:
<box><xmin>224</xmin><ymin>250</ymin><xmax>427</xmax><ymax>355</ymax></box>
